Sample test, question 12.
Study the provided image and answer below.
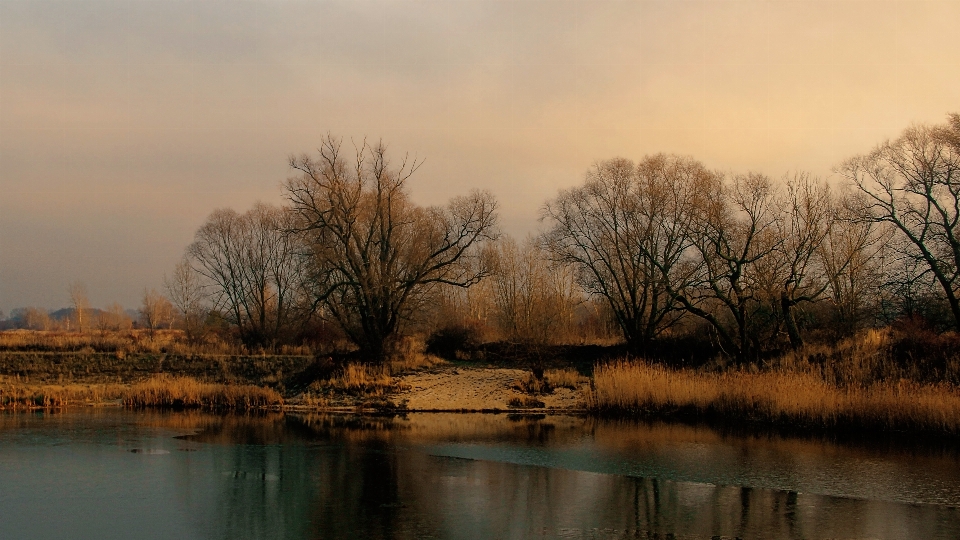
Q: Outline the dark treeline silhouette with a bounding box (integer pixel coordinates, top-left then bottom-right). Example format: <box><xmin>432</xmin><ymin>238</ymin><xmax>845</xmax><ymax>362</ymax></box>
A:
<box><xmin>9</xmin><ymin>115</ymin><xmax>948</xmax><ymax>365</ymax></box>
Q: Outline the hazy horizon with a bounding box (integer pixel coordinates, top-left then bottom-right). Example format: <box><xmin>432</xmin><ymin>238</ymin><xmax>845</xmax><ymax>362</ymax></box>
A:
<box><xmin>2</xmin><ymin>0</ymin><xmax>959</xmax><ymax>314</ymax></box>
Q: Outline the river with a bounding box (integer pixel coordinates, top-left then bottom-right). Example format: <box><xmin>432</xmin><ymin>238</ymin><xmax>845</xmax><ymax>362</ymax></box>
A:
<box><xmin>1</xmin><ymin>409</ymin><xmax>958</xmax><ymax>539</ymax></box>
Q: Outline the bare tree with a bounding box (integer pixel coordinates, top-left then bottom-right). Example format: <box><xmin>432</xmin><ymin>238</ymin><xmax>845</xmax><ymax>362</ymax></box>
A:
<box><xmin>487</xmin><ymin>236</ymin><xmax>581</xmax><ymax>343</ymax></box>
<box><xmin>818</xmin><ymin>193</ymin><xmax>888</xmax><ymax>334</ymax></box>
<box><xmin>541</xmin><ymin>155</ymin><xmax>713</xmax><ymax>353</ymax></box>
<box><xmin>840</xmin><ymin>115</ymin><xmax>960</xmax><ymax>329</ymax></box>
<box><xmin>286</xmin><ymin>136</ymin><xmax>498</xmax><ymax>362</ymax></box>
<box><xmin>668</xmin><ymin>173</ymin><xmax>779</xmax><ymax>360</ymax></box>
<box><xmin>111</xmin><ymin>302</ymin><xmax>133</xmax><ymax>331</ymax></box>
<box><xmin>21</xmin><ymin>307</ymin><xmax>51</xmax><ymax>331</ymax></box>
<box><xmin>94</xmin><ymin>302</ymin><xmax>131</xmax><ymax>335</ymax></box>
<box><xmin>764</xmin><ymin>174</ymin><xmax>836</xmax><ymax>349</ymax></box>
<box><xmin>164</xmin><ymin>258</ymin><xmax>209</xmax><ymax>343</ymax></box>
<box><xmin>187</xmin><ymin>203</ymin><xmax>303</xmax><ymax>348</ymax></box>
<box><xmin>139</xmin><ymin>289</ymin><xmax>174</xmax><ymax>336</ymax></box>
<box><xmin>68</xmin><ymin>281</ymin><xmax>90</xmax><ymax>332</ymax></box>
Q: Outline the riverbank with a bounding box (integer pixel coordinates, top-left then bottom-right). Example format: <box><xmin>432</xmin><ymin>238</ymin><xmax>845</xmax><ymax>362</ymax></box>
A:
<box><xmin>3</xmin><ymin>339</ymin><xmax>960</xmax><ymax>437</ymax></box>
<box><xmin>0</xmin><ymin>364</ymin><xmax>590</xmax><ymax>413</ymax></box>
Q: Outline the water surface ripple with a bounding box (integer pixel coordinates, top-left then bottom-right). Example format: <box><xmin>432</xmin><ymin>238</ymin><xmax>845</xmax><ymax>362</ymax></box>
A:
<box><xmin>1</xmin><ymin>410</ymin><xmax>958</xmax><ymax>539</ymax></box>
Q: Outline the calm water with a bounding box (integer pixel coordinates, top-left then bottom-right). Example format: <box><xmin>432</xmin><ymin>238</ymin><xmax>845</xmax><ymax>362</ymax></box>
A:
<box><xmin>1</xmin><ymin>410</ymin><xmax>959</xmax><ymax>539</ymax></box>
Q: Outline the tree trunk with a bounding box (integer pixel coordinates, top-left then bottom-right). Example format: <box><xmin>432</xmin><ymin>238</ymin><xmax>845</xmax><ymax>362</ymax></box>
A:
<box><xmin>781</xmin><ymin>294</ymin><xmax>803</xmax><ymax>350</ymax></box>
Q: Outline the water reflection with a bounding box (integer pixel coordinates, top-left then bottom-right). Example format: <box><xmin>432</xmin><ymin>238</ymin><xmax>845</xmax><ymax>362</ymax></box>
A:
<box><xmin>175</xmin><ymin>413</ymin><xmax>960</xmax><ymax>539</ymax></box>
<box><xmin>1</xmin><ymin>410</ymin><xmax>959</xmax><ymax>539</ymax></box>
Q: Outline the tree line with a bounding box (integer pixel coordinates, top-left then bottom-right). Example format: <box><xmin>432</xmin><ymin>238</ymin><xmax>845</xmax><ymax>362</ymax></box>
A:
<box><xmin>6</xmin><ymin>115</ymin><xmax>958</xmax><ymax>363</ymax></box>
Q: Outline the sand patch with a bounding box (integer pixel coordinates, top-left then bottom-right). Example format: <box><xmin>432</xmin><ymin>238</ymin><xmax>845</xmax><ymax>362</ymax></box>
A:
<box><xmin>393</xmin><ymin>366</ymin><xmax>588</xmax><ymax>411</ymax></box>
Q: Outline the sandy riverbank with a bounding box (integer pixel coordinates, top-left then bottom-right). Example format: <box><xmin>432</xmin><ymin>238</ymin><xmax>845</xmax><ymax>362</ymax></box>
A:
<box><xmin>392</xmin><ymin>366</ymin><xmax>588</xmax><ymax>411</ymax></box>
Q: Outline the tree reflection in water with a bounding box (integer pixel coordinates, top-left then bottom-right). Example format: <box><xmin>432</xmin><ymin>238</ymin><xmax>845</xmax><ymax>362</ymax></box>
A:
<box><xmin>162</xmin><ymin>412</ymin><xmax>960</xmax><ymax>540</ymax></box>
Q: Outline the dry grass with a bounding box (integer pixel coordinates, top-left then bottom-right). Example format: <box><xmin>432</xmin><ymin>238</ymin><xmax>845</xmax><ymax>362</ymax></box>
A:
<box><xmin>512</xmin><ymin>368</ymin><xmax>587</xmax><ymax>395</ymax></box>
<box><xmin>545</xmin><ymin>368</ymin><xmax>587</xmax><ymax>389</ymax></box>
<box><xmin>512</xmin><ymin>372</ymin><xmax>552</xmax><ymax>394</ymax></box>
<box><xmin>321</xmin><ymin>364</ymin><xmax>397</xmax><ymax>397</ymax></box>
<box><xmin>122</xmin><ymin>375</ymin><xmax>283</xmax><ymax>410</ymax></box>
<box><xmin>388</xmin><ymin>336</ymin><xmax>446</xmax><ymax>373</ymax></box>
<box><xmin>758</xmin><ymin>326</ymin><xmax>960</xmax><ymax>388</ymax></box>
<box><xmin>0</xmin><ymin>377</ymin><xmax>125</xmax><ymax>409</ymax></box>
<box><xmin>507</xmin><ymin>396</ymin><xmax>546</xmax><ymax>408</ymax></box>
<box><xmin>0</xmin><ymin>329</ymin><xmax>241</xmax><ymax>355</ymax></box>
<box><xmin>589</xmin><ymin>360</ymin><xmax>960</xmax><ymax>435</ymax></box>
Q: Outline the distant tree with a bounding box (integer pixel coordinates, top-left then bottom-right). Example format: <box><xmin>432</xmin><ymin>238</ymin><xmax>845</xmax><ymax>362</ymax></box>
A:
<box><xmin>110</xmin><ymin>302</ymin><xmax>133</xmax><ymax>331</ymax></box>
<box><xmin>94</xmin><ymin>309</ymin><xmax>110</xmax><ymax>335</ymax></box>
<box><xmin>840</xmin><ymin>114</ymin><xmax>960</xmax><ymax>329</ymax></box>
<box><xmin>164</xmin><ymin>259</ymin><xmax>209</xmax><ymax>343</ymax></box>
<box><xmin>23</xmin><ymin>307</ymin><xmax>52</xmax><ymax>331</ymax></box>
<box><xmin>487</xmin><ymin>236</ymin><xmax>581</xmax><ymax>344</ymax></box>
<box><xmin>819</xmin><ymin>193</ymin><xmax>888</xmax><ymax>335</ymax></box>
<box><xmin>286</xmin><ymin>136</ymin><xmax>498</xmax><ymax>362</ymax></box>
<box><xmin>188</xmin><ymin>203</ymin><xmax>303</xmax><ymax>348</ymax></box>
<box><xmin>68</xmin><ymin>282</ymin><xmax>91</xmax><ymax>332</ymax></box>
<box><xmin>139</xmin><ymin>289</ymin><xmax>174</xmax><ymax>336</ymax></box>
<box><xmin>95</xmin><ymin>303</ymin><xmax>130</xmax><ymax>334</ymax></box>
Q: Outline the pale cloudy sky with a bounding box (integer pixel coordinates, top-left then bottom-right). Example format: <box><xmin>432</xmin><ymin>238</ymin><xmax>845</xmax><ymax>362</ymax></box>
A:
<box><xmin>1</xmin><ymin>0</ymin><xmax>958</xmax><ymax>313</ymax></box>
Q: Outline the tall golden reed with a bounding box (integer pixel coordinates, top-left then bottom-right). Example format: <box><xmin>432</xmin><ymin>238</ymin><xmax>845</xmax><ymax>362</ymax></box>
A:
<box><xmin>0</xmin><ymin>380</ymin><xmax>125</xmax><ymax>409</ymax></box>
<box><xmin>122</xmin><ymin>375</ymin><xmax>283</xmax><ymax>410</ymax></box>
<box><xmin>589</xmin><ymin>360</ymin><xmax>960</xmax><ymax>434</ymax></box>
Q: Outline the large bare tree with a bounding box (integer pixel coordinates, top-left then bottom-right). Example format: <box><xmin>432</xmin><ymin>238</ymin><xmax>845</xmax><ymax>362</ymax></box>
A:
<box><xmin>768</xmin><ymin>174</ymin><xmax>835</xmax><ymax>349</ymax></box>
<box><xmin>818</xmin><ymin>193</ymin><xmax>888</xmax><ymax>335</ymax></box>
<box><xmin>285</xmin><ymin>136</ymin><xmax>498</xmax><ymax>362</ymax></box>
<box><xmin>840</xmin><ymin>115</ymin><xmax>960</xmax><ymax>329</ymax></box>
<box><xmin>541</xmin><ymin>155</ymin><xmax>712</xmax><ymax>352</ymax></box>
<box><xmin>669</xmin><ymin>173</ymin><xmax>779</xmax><ymax>360</ymax></box>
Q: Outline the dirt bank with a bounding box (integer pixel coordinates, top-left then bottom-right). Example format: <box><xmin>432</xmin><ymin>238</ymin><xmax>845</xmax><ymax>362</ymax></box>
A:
<box><xmin>392</xmin><ymin>366</ymin><xmax>588</xmax><ymax>411</ymax></box>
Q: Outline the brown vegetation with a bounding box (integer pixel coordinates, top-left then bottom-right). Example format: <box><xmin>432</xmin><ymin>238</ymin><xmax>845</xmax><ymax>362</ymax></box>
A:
<box><xmin>511</xmin><ymin>368</ymin><xmax>586</xmax><ymax>395</ymax></box>
<box><xmin>0</xmin><ymin>378</ymin><xmax>125</xmax><ymax>409</ymax></box>
<box><xmin>590</xmin><ymin>353</ymin><xmax>960</xmax><ymax>435</ymax></box>
<box><xmin>0</xmin><ymin>329</ymin><xmax>246</xmax><ymax>356</ymax></box>
<box><xmin>286</xmin><ymin>136</ymin><xmax>498</xmax><ymax>362</ymax></box>
<box><xmin>122</xmin><ymin>375</ymin><xmax>283</xmax><ymax>410</ymax></box>
<box><xmin>320</xmin><ymin>364</ymin><xmax>395</xmax><ymax>397</ymax></box>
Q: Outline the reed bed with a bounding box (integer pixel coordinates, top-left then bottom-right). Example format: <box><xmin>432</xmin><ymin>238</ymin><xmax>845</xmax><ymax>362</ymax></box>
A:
<box><xmin>589</xmin><ymin>360</ymin><xmax>960</xmax><ymax>435</ymax></box>
<box><xmin>0</xmin><ymin>379</ymin><xmax>125</xmax><ymax>409</ymax></box>
<box><xmin>122</xmin><ymin>375</ymin><xmax>283</xmax><ymax>410</ymax></box>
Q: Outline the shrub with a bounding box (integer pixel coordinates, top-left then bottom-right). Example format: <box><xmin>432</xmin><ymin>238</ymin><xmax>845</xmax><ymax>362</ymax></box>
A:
<box><xmin>425</xmin><ymin>324</ymin><xmax>482</xmax><ymax>360</ymax></box>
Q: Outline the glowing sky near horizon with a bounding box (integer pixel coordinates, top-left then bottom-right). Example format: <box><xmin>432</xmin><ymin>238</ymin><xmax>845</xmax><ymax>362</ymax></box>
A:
<box><xmin>1</xmin><ymin>0</ymin><xmax>958</xmax><ymax>313</ymax></box>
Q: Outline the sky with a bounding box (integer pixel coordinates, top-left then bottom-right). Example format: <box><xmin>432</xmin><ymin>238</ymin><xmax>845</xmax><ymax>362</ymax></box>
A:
<box><xmin>1</xmin><ymin>0</ymin><xmax>958</xmax><ymax>314</ymax></box>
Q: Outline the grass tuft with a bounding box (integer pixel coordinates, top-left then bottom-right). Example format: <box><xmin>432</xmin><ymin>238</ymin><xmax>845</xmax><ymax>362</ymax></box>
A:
<box><xmin>544</xmin><ymin>368</ymin><xmax>587</xmax><ymax>390</ymax></box>
<box><xmin>507</xmin><ymin>396</ymin><xmax>546</xmax><ymax>408</ymax></box>
<box><xmin>321</xmin><ymin>364</ymin><xmax>396</xmax><ymax>396</ymax></box>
